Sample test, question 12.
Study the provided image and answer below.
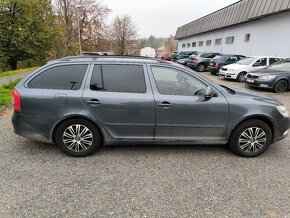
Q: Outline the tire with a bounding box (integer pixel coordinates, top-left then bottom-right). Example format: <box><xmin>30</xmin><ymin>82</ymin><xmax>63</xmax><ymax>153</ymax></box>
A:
<box><xmin>197</xmin><ymin>64</ymin><xmax>205</xmax><ymax>72</ymax></box>
<box><xmin>229</xmin><ymin>119</ymin><xmax>272</xmax><ymax>157</ymax></box>
<box><xmin>236</xmin><ymin>72</ymin><xmax>247</xmax><ymax>82</ymax></box>
<box><xmin>274</xmin><ymin>80</ymin><xmax>288</xmax><ymax>93</ymax></box>
<box><xmin>55</xmin><ymin>118</ymin><xmax>101</xmax><ymax>157</ymax></box>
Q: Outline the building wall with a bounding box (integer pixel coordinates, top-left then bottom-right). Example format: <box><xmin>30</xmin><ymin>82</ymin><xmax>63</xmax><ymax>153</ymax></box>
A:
<box><xmin>177</xmin><ymin>11</ymin><xmax>290</xmax><ymax>58</ymax></box>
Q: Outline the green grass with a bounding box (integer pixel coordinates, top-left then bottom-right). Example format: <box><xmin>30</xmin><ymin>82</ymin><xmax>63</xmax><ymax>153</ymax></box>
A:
<box><xmin>0</xmin><ymin>66</ymin><xmax>39</xmax><ymax>78</ymax></box>
<box><xmin>0</xmin><ymin>79</ymin><xmax>21</xmax><ymax>107</ymax></box>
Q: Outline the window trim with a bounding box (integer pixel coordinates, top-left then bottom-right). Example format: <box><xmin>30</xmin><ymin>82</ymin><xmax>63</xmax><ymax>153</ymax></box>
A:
<box><xmin>89</xmin><ymin>63</ymin><xmax>147</xmax><ymax>94</ymax></box>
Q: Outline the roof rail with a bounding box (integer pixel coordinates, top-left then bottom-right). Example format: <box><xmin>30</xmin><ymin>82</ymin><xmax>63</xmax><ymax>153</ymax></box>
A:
<box><xmin>58</xmin><ymin>55</ymin><xmax>170</xmax><ymax>64</ymax></box>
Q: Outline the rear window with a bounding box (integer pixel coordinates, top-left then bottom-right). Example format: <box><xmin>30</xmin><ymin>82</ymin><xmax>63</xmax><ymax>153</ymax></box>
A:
<box><xmin>28</xmin><ymin>64</ymin><xmax>88</xmax><ymax>90</ymax></box>
<box><xmin>90</xmin><ymin>64</ymin><xmax>146</xmax><ymax>93</ymax></box>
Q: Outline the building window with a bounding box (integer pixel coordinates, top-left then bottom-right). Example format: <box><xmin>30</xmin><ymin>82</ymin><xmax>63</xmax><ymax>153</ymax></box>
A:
<box><xmin>206</xmin><ymin>40</ymin><xmax>212</xmax><ymax>46</ymax></box>
<box><xmin>225</xmin><ymin>36</ymin><xmax>235</xmax><ymax>44</ymax></box>
<box><xmin>244</xmin><ymin>33</ymin><xmax>250</xmax><ymax>42</ymax></box>
<box><xmin>187</xmin><ymin>43</ymin><xmax>190</xmax><ymax>48</ymax></box>
<box><xmin>192</xmin><ymin>42</ymin><xmax>196</xmax><ymax>47</ymax></box>
<box><xmin>182</xmin><ymin>44</ymin><xmax>185</xmax><ymax>48</ymax></box>
<box><xmin>198</xmin><ymin>41</ymin><xmax>203</xmax><ymax>47</ymax></box>
<box><xmin>215</xmin><ymin>38</ymin><xmax>222</xmax><ymax>45</ymax></box>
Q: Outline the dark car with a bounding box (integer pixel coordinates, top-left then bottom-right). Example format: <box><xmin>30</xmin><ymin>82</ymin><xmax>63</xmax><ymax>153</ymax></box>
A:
<box><xmin>172</xmin><ymin>51</ymin><xmax>198</xmax><ymax>62</ymax></box>
<box><xmin>208</xmin><ymin>54</ymin><xmax>245</xmax><ymax>75</ymax></box>
<box><xmin>161</xmin><ymin>53</ymin><xmax>170</xmax><ymax>60</ymax></box>
<box><xmin>187</xmin><ymin>52</ymin><xmax>221</xmax><ymax>72</ymax></box>
<box><xmin>244</xmin><ymin>60</ymin><xmax>290</xmax><ymax>93</ymax></box>
<box><xmin>12</xmin><ymin>56</ymin><xmax>289</xmax><ymax>157</ymax></box>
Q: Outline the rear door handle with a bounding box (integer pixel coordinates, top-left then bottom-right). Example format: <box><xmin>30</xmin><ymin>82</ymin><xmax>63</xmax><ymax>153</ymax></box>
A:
<box><xmin>86</xmin><ymin>99</ymin><xmax>101</xmax><ymax>106</ymax></box>
<box><xmin>158</xmin><ymin>101</ymin><xmax>171</xmax><ymax>107</ymax></box>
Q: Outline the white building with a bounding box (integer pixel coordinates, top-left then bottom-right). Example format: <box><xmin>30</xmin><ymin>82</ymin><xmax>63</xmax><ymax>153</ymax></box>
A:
<box><xmin>175</xmin><ymin>0</ymin><xmax>290</xmax><ymax>57</ymax></box>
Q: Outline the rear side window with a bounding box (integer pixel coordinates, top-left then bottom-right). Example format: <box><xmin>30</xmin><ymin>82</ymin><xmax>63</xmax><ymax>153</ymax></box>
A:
<box><xmin>90</xmin><ymin>64</ymin><xmax>146</xmax><ymax>93</ymax></box>
<box><xmin>269</xmin><ymin>58</ymin><xmax>281</xmax><ymax>65</ymax></box>
<box><xmin>28</xmin><ymin>65</ymin><xmax>88</xmax><ymax>90</ymax></box>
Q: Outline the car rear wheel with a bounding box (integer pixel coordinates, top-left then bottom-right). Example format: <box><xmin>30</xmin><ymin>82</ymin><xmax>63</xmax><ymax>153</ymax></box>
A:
<box><xmin>229</xmin><ymin>120</ymin><xmax>272</xmax><ymax>157</ymax></box>
<box><xmin>197</xmin><ymin>64</ymin><xmax>205</xmax><ymax>72</ymax></box>
<box><xmin>236</xmin><ymin>72</ymin><xmax>246</xmax><ymax>82</ymax></box>
<box><xmin>55</xmin><ymin>118</ymin><xmax>101</xmax><ymax>157</ymax></box>
<box><xmin>274</xmin><ymin>80</ymin><xmax>288</xmax><ymax>93</ymax></box>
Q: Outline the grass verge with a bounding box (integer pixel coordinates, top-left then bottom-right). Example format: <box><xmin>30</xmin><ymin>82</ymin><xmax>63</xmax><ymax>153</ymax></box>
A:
<box><xmin>0</xmin><ymin>66</ymin><xmax>39</xmax><ymax>78</ymax></box>
<box><xmin>0</xmin><ymin>79</ymin><xmax>21</xmax><ymax>107</ymax></box>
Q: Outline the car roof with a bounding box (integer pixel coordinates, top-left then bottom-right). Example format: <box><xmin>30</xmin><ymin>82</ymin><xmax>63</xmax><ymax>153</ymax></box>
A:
<box><xmin>50</xmin><ymin>55</ymin><xmax>172</xmax><ymax>65</ymax></box>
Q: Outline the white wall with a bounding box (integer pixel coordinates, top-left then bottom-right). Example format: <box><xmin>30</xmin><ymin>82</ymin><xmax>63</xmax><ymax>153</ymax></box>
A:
<box><xmin>177</xmin><ymin>11</ymin><xmax>290</xmax><ymax>58</ymax></box>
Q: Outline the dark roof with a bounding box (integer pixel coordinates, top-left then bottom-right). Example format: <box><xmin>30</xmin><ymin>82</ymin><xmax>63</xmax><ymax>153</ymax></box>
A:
<box><xmin>175</xmin><ymin>0</ymin><xmax>290</xmax><ymax>39</ymax></box>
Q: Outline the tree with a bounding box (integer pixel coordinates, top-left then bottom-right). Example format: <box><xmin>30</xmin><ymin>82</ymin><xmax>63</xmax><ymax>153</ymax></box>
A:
<box><xmin>52</xmin><ymin>0</ymin><xmax>110</xmax><ymax>58</ymax></box>
<box><xmin>164</xmin><ymin>35</ymin><xmax>177</xmax><ymax>52</ymax></box>
<box><xmin>110</xmin><ymin>15</ymin><xmax>137</xmax><ymax>55</ymax></box>
<box><xmin>0</xmin><ymin>0</ymin><xmax>56</xmax><ymax>70</ymax></box>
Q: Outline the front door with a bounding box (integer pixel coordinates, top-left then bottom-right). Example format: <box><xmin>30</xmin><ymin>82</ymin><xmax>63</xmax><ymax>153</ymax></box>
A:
<box><xmin>148</xmin><ymin>65</ymin><xmax>228</xmax><ymax>142</ymax></box>
<box><xmin>82</xmin><ymin>63</ymin><xmax>155</xmax><ymax>140</ymax></box>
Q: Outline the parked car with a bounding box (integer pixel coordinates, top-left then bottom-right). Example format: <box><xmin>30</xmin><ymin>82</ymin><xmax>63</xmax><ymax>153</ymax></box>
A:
<box><xmin>12</xmin><ymin>56</ymin><xmax>289</xmax><ymax>157</ymax></box>
<box><xmin>219</xmin><ymin>56</ymin><xmax>283</xmax><ymax>82</ymax></box>
<box><xmin>244</xmin><ymin>59</ymin><xmax>290</xmax><ymax>93</ymax></box>
<box><xmin>161</xmin><ymin>53</ymin><xmax>171</xmax><ymax>60</ymax></box>
<box><xmin>208</xmin><ymin>54</ymin><xmax>245</xmax><ymax>75</ymax></box>
<box><xmin>187</xmin><ymin>52</ymin><xmax>221</xmax><ymax>72</ymax></box>
<box><xmin>177</xmin><ymin>58</ymin><xmax>190</xmax><ymax>66</ymax></box>
<box><xmin>172</xmin><ymin>51</ymin><xmax>198</xmax><ymax>62</ymax></box>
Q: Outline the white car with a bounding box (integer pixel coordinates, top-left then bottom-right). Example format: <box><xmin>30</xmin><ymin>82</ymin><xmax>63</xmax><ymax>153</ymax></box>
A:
<box><xmin>219</xmin><ymin>56</ymin><xmax>282</xmax><ymax>82</ymax></box>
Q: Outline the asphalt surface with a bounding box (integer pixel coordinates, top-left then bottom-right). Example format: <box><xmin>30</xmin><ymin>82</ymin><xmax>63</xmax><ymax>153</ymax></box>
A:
<box><xmin>1</xmin><ymin>95</ymin><xmax>290</xmax><ymax>217</ymax></box>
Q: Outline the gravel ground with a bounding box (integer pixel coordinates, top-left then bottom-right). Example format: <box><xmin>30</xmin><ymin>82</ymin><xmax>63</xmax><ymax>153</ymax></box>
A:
<box><xmin>0</xmin><ymin>84</ymin><xmax>290</xmax><ymax>217</ymax></box>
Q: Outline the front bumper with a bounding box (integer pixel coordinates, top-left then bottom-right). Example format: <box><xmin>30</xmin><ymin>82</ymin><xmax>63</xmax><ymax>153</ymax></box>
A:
<box><xmin>274</xmin><ymin>117</ymin><xmax>290</xmax><ymax>142</ymax></box>
<box><xmin>244</xmin><ymin>78</ymin><xmax>275</xmax><ymax>89</ymax></box>
<box><xmin>12</xmin><ymin>112</ymin><xmax>54</xmax><ymax>143</ymax></box>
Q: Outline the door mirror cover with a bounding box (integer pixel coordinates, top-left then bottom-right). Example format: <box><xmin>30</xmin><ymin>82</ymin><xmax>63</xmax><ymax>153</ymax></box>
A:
<box><xmin>205</xmin><ymin>86</ymin><xmax>214</xmax><ymax>98</ymax></box>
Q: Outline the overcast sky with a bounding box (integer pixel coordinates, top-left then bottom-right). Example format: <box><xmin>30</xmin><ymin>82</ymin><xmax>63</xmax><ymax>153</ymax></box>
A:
<box><xmin>103</xmin><ymin>0</ymin><xmax>238</xmax><ymax>38</ymax></box>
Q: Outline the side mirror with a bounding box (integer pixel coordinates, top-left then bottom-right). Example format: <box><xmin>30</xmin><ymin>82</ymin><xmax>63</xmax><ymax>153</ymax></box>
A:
<box><xmin>205</xmin><ymin>86</ymin><xmax>214</xmax><ymax>99</ymax></box>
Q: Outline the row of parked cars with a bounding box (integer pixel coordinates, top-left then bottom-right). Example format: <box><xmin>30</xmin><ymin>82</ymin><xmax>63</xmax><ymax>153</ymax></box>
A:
<box><xmin>161</xmin><ymin>51</ymin><xmax>290</xmax><ymax>93</ymax></box>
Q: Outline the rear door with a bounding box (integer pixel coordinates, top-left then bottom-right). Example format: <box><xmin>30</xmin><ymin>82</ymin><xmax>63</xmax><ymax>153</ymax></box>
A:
<box><xmin>82</xmin><ymin>63</ymin><xmax>155</xmax><ymax>140</ymax></box>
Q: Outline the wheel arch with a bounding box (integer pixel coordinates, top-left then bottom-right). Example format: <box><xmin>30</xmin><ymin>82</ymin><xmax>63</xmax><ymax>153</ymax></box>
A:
<box><xmin>51</xmin><ymin>115</ymin><xmax>105</xmax><ymax>144</ymax></box>
<box><xmin>229</xmin><ymin>115</ymin><xmax>275</xmax><ymax>143</ymax></box>
<box><xmin>274</xmin><ymin>78</ymin><xmax>289</xmax><ymax>89</ymax></box>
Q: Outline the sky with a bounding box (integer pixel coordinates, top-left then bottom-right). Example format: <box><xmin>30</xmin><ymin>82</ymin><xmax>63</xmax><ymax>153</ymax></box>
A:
<box><xmin>103</xmin><ymin>0</ymin><xmax>239</xmax><ymax>38</ymax></box>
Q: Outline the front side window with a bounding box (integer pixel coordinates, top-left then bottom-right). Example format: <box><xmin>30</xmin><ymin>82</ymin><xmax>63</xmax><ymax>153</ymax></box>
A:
<box><xmin>151</xmin><ymin>66</ymin><xmax>207</xmax><ymax>96</ymax></box>
<box><xmin>90</xmin><ymin>64</ymin><xmax>146</xmax><ymax>93</ymax></box>
<box><xmin>28</xmin><ymin>64</ymin><xmax>88</xmax><ymax>90</ymax></box>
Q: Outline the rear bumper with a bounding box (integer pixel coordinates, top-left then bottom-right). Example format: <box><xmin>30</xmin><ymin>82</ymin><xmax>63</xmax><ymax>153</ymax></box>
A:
<box><xmin>208</xmin><ymin>66</ymin><xmax>220</xmax><ymax>74</ymax></box>
<box><xmin>12</xmin><ymin>112</ymin><xmax>53</xmax><ymax>143</ymax></box>
<box><xmin>187</xmin><ymin>61</ymin><xmax>198</xmax><ymax>69</ymax></box>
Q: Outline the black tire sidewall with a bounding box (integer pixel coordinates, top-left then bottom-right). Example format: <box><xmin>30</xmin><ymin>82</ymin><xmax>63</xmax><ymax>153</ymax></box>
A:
<box><xmin>229</xmin><ymin>120</ymin><xmax>272</xmax><ymax>157</ymax></box>
<box><xmin>274</xmin><ymin>80</ymin><xmax>288</xmax><ymax>93</ymax></box>
<box><xmin>197</xmin><ymin>64</ymin><xmax>205</xmax><ymax>72</ymax></box>
<box><xmin>55</xmin><ymin>118</ymin><xmax>101</xmax><ymax>157</ymax></box>
<box><xmin>237</xmin><ymin>72</ymin><xmax>246</xmax><ymax>82</ymax></box>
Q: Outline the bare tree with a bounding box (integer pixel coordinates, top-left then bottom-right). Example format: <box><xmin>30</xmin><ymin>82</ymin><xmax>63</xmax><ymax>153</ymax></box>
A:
<box><xmin>164</xmin><ymin>35</ymin><xmax>177</xmax><ymax>52</ymax></box>
<box><xmin>52</xmin><ymin>0</ymin><xmax>110</xmax><ymax>58</ymax></box>
<box><xmin>110</xmin><ymin>15</ymin><xmax>137</xmax><ymax>55</ymax></box>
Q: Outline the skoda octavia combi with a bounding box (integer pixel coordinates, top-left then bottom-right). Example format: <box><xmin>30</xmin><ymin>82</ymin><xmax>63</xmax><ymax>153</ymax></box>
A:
<box><xmin>12</xmin><ymin>56</ymin><xmax>289</xmax><ymax>157</ymax></box>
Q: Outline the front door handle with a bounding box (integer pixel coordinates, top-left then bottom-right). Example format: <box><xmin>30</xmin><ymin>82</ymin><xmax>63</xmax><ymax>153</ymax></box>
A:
<box><xmin>158</xmin><ymin>101</ymin><xmax>171</xmax><ymax>107</ymax></box>
<box><xmin>86</xmin><ymin>99</ymin><xmax>101</xmax><ymax>106</ymax></box>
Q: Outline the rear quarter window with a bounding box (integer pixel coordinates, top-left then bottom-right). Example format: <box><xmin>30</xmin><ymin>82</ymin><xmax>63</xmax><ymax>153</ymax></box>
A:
<box><xmin>28</xmin><ymin>64</ymin><xmax>88</xmax><ymax>90</ymax></box>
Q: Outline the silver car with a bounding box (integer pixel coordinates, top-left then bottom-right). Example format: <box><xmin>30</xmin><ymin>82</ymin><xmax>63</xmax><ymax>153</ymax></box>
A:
<box><xmin>12</xmin><ymin>56</ymin><xmax>290</xmax><ymax>157</ymax></box>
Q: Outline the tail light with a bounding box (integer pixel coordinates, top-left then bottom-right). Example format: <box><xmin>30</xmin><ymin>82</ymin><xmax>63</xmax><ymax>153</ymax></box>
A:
<box><xmin>215</xmin><ymin>63</ymin><xmax>221</xmax><ymax>68</ymax></box>
<box><xmin>13</xmin><ymin>89</ymin><xmax>21</xmax><ymax>112</ymax></box>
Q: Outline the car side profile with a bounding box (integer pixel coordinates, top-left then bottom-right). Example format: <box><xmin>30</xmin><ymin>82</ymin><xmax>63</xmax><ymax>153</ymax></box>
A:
<box><xmin>12</xmin><ymin>56</ymin><xmax>289</xmax><ymax>157</ymax></box>
<box><xmin>219</xmin><ymin>56</ymin><xmax>282</xmax><ymax>82</ymax></box>
<box><xmin>187</xmin><ymin>52</ymin><xmax>221</xmax><ymax>72</ymax></box>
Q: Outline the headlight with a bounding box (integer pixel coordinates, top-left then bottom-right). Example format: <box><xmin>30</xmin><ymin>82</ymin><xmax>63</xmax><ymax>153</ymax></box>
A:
<box><xmin>276</xmin><ymin>105</ymin><xmax>289</xmax><ymax>117</ymax></box>
<box><xmin>258</xmin><ymin>75</ymin><xmax>276</xmax><ymax>81</ymax></box>
<box><xmin>178</xmin><ymin>60</ymin><xmax>185</xmax><ymax>63</ymax></box>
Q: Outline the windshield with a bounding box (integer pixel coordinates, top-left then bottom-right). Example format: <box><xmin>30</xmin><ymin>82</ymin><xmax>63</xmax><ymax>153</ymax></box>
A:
<box><xmin>266</xmin><ymin>61</ymin><xmax>290</xmax><ymax>71</ymax></box>
<box><xmin>236</xmin><ymin>57</ymin><xmax>255</xmax><ymax>65</ymax></box>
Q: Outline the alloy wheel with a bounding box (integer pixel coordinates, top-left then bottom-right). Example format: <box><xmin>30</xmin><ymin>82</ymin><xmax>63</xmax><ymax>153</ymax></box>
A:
<box><xmin>239</xmin><ymin>127</ymin><xmax>267</xmax><ymax>153</ymax></box>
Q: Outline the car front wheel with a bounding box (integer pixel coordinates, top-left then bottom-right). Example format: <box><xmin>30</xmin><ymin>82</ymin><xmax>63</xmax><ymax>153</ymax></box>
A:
<box><xmin>229</xmin><ymin>120</ymin><xmax>272</xmax><ymax>157</ymax></box>
<box><xmin>55</xmin><ymin>118</ymin><xmax>101</xmax><ymax>157</ymax></box>
<box><xmin>236</xmin><ymin>72</ymin><xmax>247</xmax><ymax>82</ymax></box>
<box><xmin>274</xmin><ymin>80</ymin><xmax>288</xmax><ymax>93</ymax></box>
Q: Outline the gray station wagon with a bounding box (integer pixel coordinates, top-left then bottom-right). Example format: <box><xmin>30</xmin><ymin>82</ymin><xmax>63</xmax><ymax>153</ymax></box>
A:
<box><xmin>12</xmin><ymin>56</ymin><xmax>289</xmax><ymax>157</ymax></box>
